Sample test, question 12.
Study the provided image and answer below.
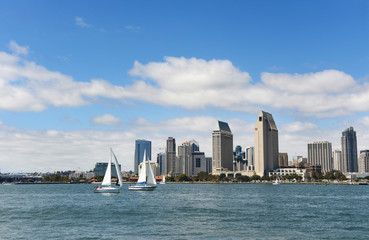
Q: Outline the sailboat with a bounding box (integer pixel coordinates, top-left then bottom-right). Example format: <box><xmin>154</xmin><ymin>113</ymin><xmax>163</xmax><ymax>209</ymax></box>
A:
<box><xmin>273</xmin><ymin>176</ymin><xmax>281</xmax><ymax>185</ymax></box>
<box><xmin>128</xmin><ymin>150</ymin><xmax>157</xmax><ymax>191</ymax></box>
<box><xmin>159</xmin><ymin>175</ymin><xmax>166</xmax><ymax>184</ymax></box>
<box><xmin>94</xmin><ymin>148</ymin><xmax>123</xmax><ymax>193</ymax></box>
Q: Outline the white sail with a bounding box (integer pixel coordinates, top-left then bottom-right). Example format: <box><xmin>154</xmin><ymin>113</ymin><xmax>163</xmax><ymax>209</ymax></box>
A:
<box><xmin>162</xmin><ymin>175</ymin><xmax>165</xmax><ymax>183</ymax></box>
<box><xmin>111</xmin><ymin>148</ymin><xmax>123</xmax><ymax>188</ymax></box>
<box><xmin>147</xmin><ymin>160</ymin><xmax>156</xmax><ymax>185</ymax></box>
<box><xmin>137</xmin><ymin>150</ymin><xmax>147</xmax><ymax>184</ymax></box>
<box><xmin>101</xmin><ymin>151</ymin><xmax>112</xmax><ymax>186</ymax></box>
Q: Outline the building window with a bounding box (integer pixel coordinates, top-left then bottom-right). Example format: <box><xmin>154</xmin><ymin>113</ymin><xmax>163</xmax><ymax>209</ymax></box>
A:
<box><xmin>196</xmin><ymin>158</ymin><xmax>201</xmax><ymax>168</ymax></box>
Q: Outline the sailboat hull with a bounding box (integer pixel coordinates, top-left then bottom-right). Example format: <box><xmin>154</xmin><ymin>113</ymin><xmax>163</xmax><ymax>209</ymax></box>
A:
<box><xmin>128</xmin><ymin>184</ymin><xmax>156</xmax><ymax>191</ymax></box>
<box><xmin>94</xmin><ymin>186</ymin><xmax>122</xmax><ymax>193</ymax></box>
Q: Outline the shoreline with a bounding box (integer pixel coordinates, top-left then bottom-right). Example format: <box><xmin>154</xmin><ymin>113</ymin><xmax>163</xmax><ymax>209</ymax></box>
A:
<box><xmin>7</xmin><ymin>181</ymin><xmax>367</xmax><ymax>185</ymax></box>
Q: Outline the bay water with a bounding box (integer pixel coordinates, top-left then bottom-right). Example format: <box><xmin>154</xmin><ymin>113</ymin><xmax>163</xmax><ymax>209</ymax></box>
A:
<box><xmin>0</xmin><ymin>183</ymin><xmax>368</xmax><ymax>239</ymax></box>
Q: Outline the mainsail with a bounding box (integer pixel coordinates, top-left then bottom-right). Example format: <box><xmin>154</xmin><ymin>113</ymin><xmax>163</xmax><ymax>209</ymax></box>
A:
<box><xmin>101</xmin><ymin>151</ymin><xmax>112</xmax><ymax>186</ymax></box>
<box><xmin>137</xmin><ymin>150</ymin><xmax>147</xmax><ymax>184</ymax></box>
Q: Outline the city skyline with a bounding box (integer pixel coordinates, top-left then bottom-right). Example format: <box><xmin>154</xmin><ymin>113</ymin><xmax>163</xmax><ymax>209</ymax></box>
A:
<box><xmin>1</xmin><ymin>1</ymin><xmax>369</xmax><ymax>172</ymax></box>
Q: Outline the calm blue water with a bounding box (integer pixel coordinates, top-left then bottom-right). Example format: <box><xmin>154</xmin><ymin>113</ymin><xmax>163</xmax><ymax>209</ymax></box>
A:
<box><xmin>0</xmin><ymin>183</ymin><xmax>368</xmax><ymax>239</ymax></box>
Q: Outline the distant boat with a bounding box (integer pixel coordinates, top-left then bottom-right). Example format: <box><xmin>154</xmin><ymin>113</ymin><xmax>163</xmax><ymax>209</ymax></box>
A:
<box><xmin>128</xmin><ymin>150</ymin><xmax>157</xmax><ymax>191</ymax></box>
<box><xmin>273</xmin><ymin>176</ymin><xmax>281</xmax><ymax>185</ymax></box>
<box><xmin>160</xmin><ymin>175</ymin><xmax>166</xmax><ymax>184</ymax></box>
<box><xmin>94</xmin><ymin>148</ymin><xmax>123</xmax><ymax>193</ymax></box>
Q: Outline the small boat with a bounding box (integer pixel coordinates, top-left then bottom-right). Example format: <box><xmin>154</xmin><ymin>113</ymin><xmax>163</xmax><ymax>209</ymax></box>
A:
<box><xmin>272</xmin><ymin>176</ymin><xmax>281</xmax><ymax>185</ymax></box>
<box><xmin>128</xmin><ymin>151</ymin><xmax>157</xmax><ymax>191</ymax></box>
<box><xmin>159</xmin><ymin>175</ymin><xmax>166</xmax><ymax>184</ymax></box>
<box><xmin>94</xmin><ymin>148</ymin><xmax>123</xmax><ymax>193</ymax></box>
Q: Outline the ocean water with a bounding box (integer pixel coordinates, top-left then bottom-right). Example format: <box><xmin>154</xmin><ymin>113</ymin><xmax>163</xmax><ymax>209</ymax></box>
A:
<box><xmin>0</xmin><ymin>183</ymin><xmax>368</xmax><ymax>240</ymax></box>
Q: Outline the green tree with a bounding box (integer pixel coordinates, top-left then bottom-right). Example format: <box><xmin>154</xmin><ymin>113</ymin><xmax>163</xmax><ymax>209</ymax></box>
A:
<box><xmin>177</xmin><ymin>174</ymin><xmax>190</xmax><ymax>182</ymax></box>
<box><xmin>236</xmin><ymin>175</ymin><xmax>251</xmax><ymax>182</ymax></box>
<box><xmin>251</xmin><ymin>175</ymin><xmax>261</xmax><ymax>181</ymax></box>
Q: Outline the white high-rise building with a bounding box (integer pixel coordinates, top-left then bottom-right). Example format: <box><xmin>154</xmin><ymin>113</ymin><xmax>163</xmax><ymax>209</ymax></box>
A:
<box><xmin>212</xmin><ymin>120</ymin><xmax>233</xmax><ymax>173</ymax></box>
<box><xmin>254</xmin><ymin>111</ymin><xmax>279</xmax><ymax>176</ymax></box>
<box><xmin>358</xmin><ymin>150</ymin><xmax>369</xmax><ymax>173</ymax></box>
<box><xmin>333</xmin><ymin>149</ymin><xmax>342</xmax><ymax>171</ymax></box>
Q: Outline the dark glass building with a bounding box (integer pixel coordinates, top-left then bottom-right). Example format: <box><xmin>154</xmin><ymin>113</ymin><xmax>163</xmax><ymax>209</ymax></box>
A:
<box><xmin>341</xmin><ymin>127</ymin><xmax>358</xmax><ymax>172</ymax></box>
<box><xmin>134</xmin><ymin>139</ymin><xmax>151</xmax><ymax>175</ymax></box>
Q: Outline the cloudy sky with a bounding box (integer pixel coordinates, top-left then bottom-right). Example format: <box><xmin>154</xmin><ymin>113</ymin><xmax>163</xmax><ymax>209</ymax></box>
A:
<box><xmin>0</xmin><ymin>0</ymin><xmax>369</xmax><ymax>172</ymax></box>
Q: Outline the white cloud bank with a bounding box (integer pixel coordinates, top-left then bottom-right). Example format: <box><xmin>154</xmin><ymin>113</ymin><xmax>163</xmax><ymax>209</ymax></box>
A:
<box><xmin>2</xmin><ymin>41</ymin><xmax>369</xmax><ymax>118</ymax></box>
<box><xmin>75</xmin><ymin>17</ymin><xmax>91</xmax><ymax>28</ymax></box>
<box><xmin>92</xmin><ymin>114</ymin><xmax>121</xmax><ymax>126</ymax></box>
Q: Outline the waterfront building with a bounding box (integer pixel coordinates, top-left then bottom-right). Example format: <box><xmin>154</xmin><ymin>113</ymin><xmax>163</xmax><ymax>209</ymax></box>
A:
<box><xmin>254</xmin><ymin>111</ymin><xmax>279</xmax><ymax>176</ymax></box>
<box><xmin>269</xmin><ymin>168</ymin><xmax>307</xmax><ymax>181</ymax></box>
<box><xmin>233</xmin><ymin>145</ymin><xmax>246</xmax><ymax>171</ymax></box>
<box><xmin>166</xmin><ymin>137</ymin><xmax>177</xmax><ymax>176</ymax></box>
<box><xmin>278</xmin><ymin>153</ymin><xmax>288</xmax><ymax>167</ymax></box>
<box><xmin>358</xmin><ymin>150</ymin><xmax>369</xmax><ymax>173</ymax></box>
<box><xmin>157</xmin><ymin>152</ymin><xmax>166</xmax><ymax>175</ymax></box>
<box><xmin>341</xmin><ymin>127</ymin><xmax>358</xmax><ymax>172</ymax></box>
<box><xmin>307</xmin><ymin>141</ymin><xmax>332</xmax><ymax>173</ymax></box>
<box><xmin>333</xmin><ymin>149</ymin><xmax>342</xmax><ymax>171</ymax></box>
<box><xmin>177</xmin><ymin>140</ymin><xmax>206</xmax><ymax>177</ymax></box>
<box><xmin>192</xmin><ymin>151</ymin><xmax>207</xmax><ymax>176</ymax></box>
<box><xmin>94</xmin><ymin>162</ymin><xmax>121</xmax><ymax>178</ymax></box>
<box><xmin>134</xmin><ymin>139</ymin><xmax>151</xmax><ymax>175</ymax></box>
<box><xmin>245</xmin><ymin>146</ymin><xmax>254</xmax><ymax>170</ymax></box>
<box><xmin>177</xmin><ymin>141</ymin><xmax>190</xmax><ymax>175</ymax></box>
<box><xmin>212</xmin><ymin>120</ymin><xmax>233</xmax><ymax>174</ymax></box>
<box><xmin>205</xmin><ymin>157</ymin><xmax>212</xmax><ymax>174</ymax></box>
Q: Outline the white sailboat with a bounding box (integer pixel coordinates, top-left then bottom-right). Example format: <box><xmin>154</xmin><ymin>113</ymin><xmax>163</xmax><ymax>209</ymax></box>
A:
<box><xmin>94</xmin><ymin>148</ymin><xmax>123</xmax><ymax>193</ymax></box>
<box><xmin>128</xmin><ymin>150</ymin><xmax>157</xmax><ymax>191</ymax></box>
<box><xmin>273</xmin><ymin>176</ymin><xmax>281</xmax><ymax>185</ymax></box>
<box><xmin>160</xmin><ymin>175</ymin><xmax>166</xmax><ymax>184</ymax></box>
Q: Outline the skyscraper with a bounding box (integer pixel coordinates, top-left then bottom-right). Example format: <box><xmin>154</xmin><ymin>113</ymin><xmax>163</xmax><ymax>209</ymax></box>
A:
<box><xmin>358</xmin><ymin>150</ymin><xmax>369</xmax><ymax>173</ymax></box>
<box><xmin>212</xmin><ymin>120</ymin><xmax>233</xmax><ymax>173</ymax></box>
<box><xmin>307</xmin><ymin>141</ymin><xmax>332</xmax><ymax>173</ymax></box>
<box><xmin>134</xmin><ymin>139</ymin><xmax>151</xmax><ymax>175</ymax></box>
<box><xmin>341</xmin><ymin>127</ymin><xmax>358</xmax><ymax>172</ymax></box>
<box><xmin>166</xmin><ymin>137</ymin><xmax>176</xmax><ymax>176</ymax></box>
<box><xmin>157</xmin><ymin>152</ymin><xmax>166</xmax><ymax>175</ymax></box>
<box><xmin>333</xmin><ymin>149</ymin><xmax>342</xmax><ymax>171</ymax></box>
<box><xmin>177</xmin><ymin>140</ymin><xmax>201</xmax><ymax>177</ymax></box>
<box><xmin>278</xmin><ymin>153</ymin><xmax>288</xmax><ymax>168</ymax></box>
<box><xmin>254</xmin><ymin>111</ymin><xmax>279</xmax><ymax>176</ymax></box>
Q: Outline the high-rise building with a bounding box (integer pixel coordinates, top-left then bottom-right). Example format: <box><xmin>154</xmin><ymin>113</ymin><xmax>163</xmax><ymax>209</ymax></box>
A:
<box><xmin>134</xmin><ymin>139</ymin><xmax>151</xmax><ymax>175</ymax></box>
<box><xmin>245</xmin><ymin>146</ymin><xmax>254</xmax><ymax>170</ymax></box>
<box><xmin>205</xmin><ymin>157</ymin><xmax>212</xmax><ymax>174</ymax></box>
<box><xmin>157</xmin><ymin>152</ymin><xmax>166</xmax><ymax>175</ymax></box>
<box><xmin>212</xmin><ymin>120</ymin><xmax>233</xmax><ymax>173</ymax></box>
<box><xmin>358</xmin><ymin>150</ymin><xmax>369</xmax><ymax>173</ymax></box>
<box><xmin>177</xmin><ymin>141</ymin><xmax>190</xmax><ymax>175</ymax></box>
<box><xmin>178</xmin><ymin>140</ymin><xmax>205</xmax><ymax>177</ymax></box>
<box><xmin>254</xmin><ymin>111</ymin><xmax>279</xmax><ymax>176</ymax></box>
<box><xmin>278</xmin><ymin>153</ymin><xmax>288</xmax><ymax>168</ymax></box>
<box><xmin>307</xmin><ymin>141</ymin><xmax>332</xmax><ymax>173</ymax></box>
<box><xmin>166</xmin><ymin>137</ymin><xmax>176</xmax><ymax>176</ymax></box>
<box><xmin>341</xmin><ymin>127</ymin><xmax>358</xmax><ymax>172</ymax></box>
<box><xmin>233</xmin><ymin>145</ymin><xmax>246</xmax><ymax>171</ymax></box>
<box><xmin>333</xmin><ymin>149</ymin><xmax>342</xmax><ymax>171</ymax></box>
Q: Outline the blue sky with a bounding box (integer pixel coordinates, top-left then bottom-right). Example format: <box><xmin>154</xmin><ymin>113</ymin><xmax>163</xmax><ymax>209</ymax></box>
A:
<box><xmin>0</xmin><ymin>0</ymin><xmax>369</xmax><ymax>172</ymax></box>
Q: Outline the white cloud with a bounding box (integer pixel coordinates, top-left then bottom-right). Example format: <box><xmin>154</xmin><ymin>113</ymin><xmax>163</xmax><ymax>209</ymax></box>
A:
<box><xmin>2</xmin><ymin>46</ymin><xmax>369</xmax><ymax>119</ymax></box>
<box><xmin>281</xmin><ymin>121</ymin><xmax>318</xmax><ymax>133</ymax></box>
<box><xmin>8</xmin><ymin>41</ymin><xmax>29</xmax><ymax>56</ymax></box>
<box><xmin>125</xmin><ymin>25</ymin><xmax>141</xmax><ymax>32</ymax></box>
<box><xmin>0</xmin><ymin>46</ymin><xmax>127</xmax><ymax>111</ymax></box>
<box><xmin>261</xmin><ymin>70</ymin><xmax>355</xmax><ymax>94</ymax></box>
<box><xmin>75</xmin><ymin>17</ymin><xmax>91</xmax><ymax>28</ymax></box>
<box><xmin>92</xmin><ymin>114</ymin><xmax>121</xmax><ymax>126</ymax></box>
